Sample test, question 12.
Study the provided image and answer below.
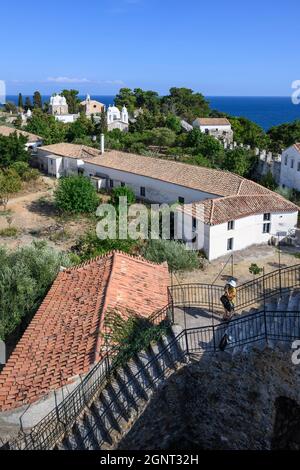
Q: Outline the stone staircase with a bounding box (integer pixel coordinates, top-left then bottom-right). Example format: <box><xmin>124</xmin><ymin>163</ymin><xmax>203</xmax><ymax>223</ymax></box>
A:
<box><xmin>214</xmin><ymin>290</ymin><xmax>300</xmax><ymax>354</ymax></box>
<box><xmin>54</xmin><ymin>327</ymin><xmax>186</xmax><ymax>450</ymax></box>
<box><xmin>8</xmin><ymin>290</ymin><xmax>300</xmax><ymax>451</ymax></box>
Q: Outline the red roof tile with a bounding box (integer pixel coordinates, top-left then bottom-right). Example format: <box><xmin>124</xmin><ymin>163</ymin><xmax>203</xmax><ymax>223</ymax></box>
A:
<box><xmin>0</xmin><ymin>252</ymin><xmax>169</xmax><ymax>411</ymax></box>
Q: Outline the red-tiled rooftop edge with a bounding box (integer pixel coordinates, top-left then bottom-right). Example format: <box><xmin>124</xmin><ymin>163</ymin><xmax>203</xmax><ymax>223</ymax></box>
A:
<box><xmin>0</xmin><ymin>251</ymin><xmax>169</xmax><ymax>411</ymax></box>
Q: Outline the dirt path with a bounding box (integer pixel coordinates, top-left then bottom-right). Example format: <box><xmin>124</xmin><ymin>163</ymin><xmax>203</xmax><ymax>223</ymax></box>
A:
<box><xmin>176</xmin><ymin>244</ymin><xmax>300</xmax><ymax>287</ymax></box>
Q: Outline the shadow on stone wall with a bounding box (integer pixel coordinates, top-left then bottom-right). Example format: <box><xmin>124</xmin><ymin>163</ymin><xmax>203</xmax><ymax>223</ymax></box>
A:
<box><xmin>272</xmin><ymin>397</ymin><xmax>300</xmax><ymax>450</ymax></box>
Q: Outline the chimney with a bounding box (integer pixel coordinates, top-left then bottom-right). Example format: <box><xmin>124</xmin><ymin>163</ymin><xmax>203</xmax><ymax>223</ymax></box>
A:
<box><xmin>100</xmin><ymin>133</ymin><xmax>105</xmax><ymax>154</ymax></box>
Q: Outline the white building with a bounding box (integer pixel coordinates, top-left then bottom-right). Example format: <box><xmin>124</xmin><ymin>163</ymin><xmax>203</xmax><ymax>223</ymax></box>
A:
<box><xmin>192</xmin><ymin>117</ymin><xmax>234</xmax><ymax>144</ymax></box>
<box><xmin>107</xmin><ymin>105</ymin><xmax>129</xmax><ymax>132</ymax></box>
<box><xmin>0</xmin><ymin>125</ymin><xmax>43</xmax><ymax>149</ymax></box>
<box><xmin>280</xmin><ymin>143</ymin><xmax>300</xmax><ymax>191</ymax></box>
<box><xmin>49</xmin><ymin>94</ymin><xmax>78</xmax><ymax>123</ymax></box>
<box><xmin>49</xmin><ymin>94</ymin><xmax>69</xmax><ymax>115</ymax></box>
<box><xmin>34</xmin><ymin>143</ymin><xmax>298</xmax><ymax>260</ymax></box>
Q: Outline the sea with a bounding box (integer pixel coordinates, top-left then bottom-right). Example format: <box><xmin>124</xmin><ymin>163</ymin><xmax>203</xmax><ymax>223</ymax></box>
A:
<box><xmin>5</xmin><ymin>95</ymin><xmax>300</xmax><ymax>132</ymax></box>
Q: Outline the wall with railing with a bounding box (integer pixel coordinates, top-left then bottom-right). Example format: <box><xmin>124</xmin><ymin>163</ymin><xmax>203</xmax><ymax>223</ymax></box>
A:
<box><xmin>6</xmin><ymin>263</ymin><xmax>300</xmax><ymax>451</ymax></box>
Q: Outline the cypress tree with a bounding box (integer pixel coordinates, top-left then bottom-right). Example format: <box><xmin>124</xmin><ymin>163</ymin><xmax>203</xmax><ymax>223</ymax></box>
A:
<box><xmin>33</xmin><ymin>91</ymin><xmax>42</xmax><ymax>109</ymax></box>
<box><xmin>24</xmin><ymin>97</ymin><xmax>32</xmax><ymax>112</ymax></box>
<box><xmin>18</xmin><ymin>93</ymin><xmax>23</xmax><ymax>110</ymax></box>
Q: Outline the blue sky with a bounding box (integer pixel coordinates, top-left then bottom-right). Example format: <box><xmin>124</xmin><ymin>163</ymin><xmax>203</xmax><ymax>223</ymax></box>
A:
<box><xmin>0</xmin><ymin>0</ymin><xmax>299</xmax><ymax>96</ymax></box>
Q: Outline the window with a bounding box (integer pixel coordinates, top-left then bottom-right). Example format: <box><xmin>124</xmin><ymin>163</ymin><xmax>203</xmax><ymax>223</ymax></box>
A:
<box><xmin>285</xmin><ymin>156</ymin><xmax>288</xmax><ymax>166</ymax></box>
<box><xmin>291</xmin><ymin>159</ymin><xmax>294</xmax><ymax>169</ymax></box>
<box><xmin>263</xmin><ymin>223</ymin><xmax>271</xmax><ymax>233</ymax></box>
<box><xmin>109</xmin><ymin>179</ymin><xmax>114</xmax><ymax>188</ymax></box>
<box><xmin>263</xmin><ymin>213</ymin><xmax>271</xmax><ymax>221</ymax></box>
<box><xmin>121</xmin><ymin>182</ymin><xmax>125</xmax><ymax>187</ymax></box>
<box><xmin>227</xmin><ymin>238</ymin><xmax>234</xmax><ymax>251</ymax></box>
<box><xmin>192</xmin><ymin>217</ymin><xmax>197</xmax><ymax>229</ymax></box>
<box><xmin>297</xmin><ymin>162</ymin><xmax>300</xmax><ymax>172</ymax></box>
<box><xmin>178</xmin><ymin>197</ymin><xmax>185</xmax><ymax>204</ymax></box>
<box><xmin>227</xmin><ymin>220</ymin><xmax>234</xmax><ymax>230</ymax></box>
<box><xmin>140</xmin><ymin>187</ymin><xmax>146</xmax><ymax>197</ymax></box>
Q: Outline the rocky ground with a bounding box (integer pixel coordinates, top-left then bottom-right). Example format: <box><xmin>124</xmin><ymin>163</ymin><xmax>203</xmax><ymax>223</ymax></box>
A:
<box><xmin>117</xmin><ymin>347</ymin><xmax>300</xmax><ymax>450</ymax></box>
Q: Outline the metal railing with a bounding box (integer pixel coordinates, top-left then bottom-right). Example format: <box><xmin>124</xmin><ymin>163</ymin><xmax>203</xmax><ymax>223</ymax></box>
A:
<box><xmin>7</xmin><ymin>263</ymin><xmax>300</xmax><ymax>451</ymax></box>
<box><xmin>10</xmin><ymin>311</ymin><xmax>300</xmax><ymax>449</ymax></box>
<box><xmin>9</xmin><ymin>306</ymin><xmax>172</xmax><ymax>451</ymax></box>
<box><xmin>168</xmin><ymin>263</ymin><xmax>300</xmax><ymax>313</ymax></box>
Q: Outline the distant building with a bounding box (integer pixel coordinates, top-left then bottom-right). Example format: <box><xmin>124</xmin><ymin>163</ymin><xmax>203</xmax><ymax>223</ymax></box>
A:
<box><xmin>280</xmin><ymin>144</ymin><xmax>300</xmax><ymax>191</ymax></box>
<box><xmin>192</xmin><ymin>117</ymin><xmax>233</xmax><ymax>144</ymax></box>
<box><xmin>107</xmin><ymin>105</ymin><xmax>129</xmax><ymax>132</ymax></box>
<box><xmin>0</xmin><ymin>125</ymin><xmax>43</xmax><ymax>149</ymax></box>
<box><xmin>49</xmin><ymin>94</ymin><xmax>69</xmax><ymax>115</ymax></box>
<box><xmin>80</xmin><ymin>94</ymin><xmax>105</xmax><ymax>116</ymax></box>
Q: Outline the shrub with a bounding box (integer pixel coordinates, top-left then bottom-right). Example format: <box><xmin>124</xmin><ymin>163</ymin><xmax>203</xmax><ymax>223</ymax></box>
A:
<box><xmin>110</xmin><ymin>186</ymin><xmax>136</xmax><ymax>206</ymax></box>
<box><xmin>10</xmin><ymin>161</ymin><xmax>40</xmax><ymax>181</ymax></box>
<box><xmin>0</xmin><ymin>226</ymin><xmax>19</xmax><ymax>237</ymax></box>
<box><xmin>73</xmin><ymin>230</ymin><xmax>139</xmax><ymax>261</ymax></box>
<box><xmin>0</xmin><ymin>242</ymin><xmax>72</xmax><ymax>340</ymax></box>
<box><xmin>54</xmin><ymin>175</ymin><xmax>100</xmax><ymax>214</ymax></box>
<box><xmin>141</xmin><ymin>239</ymin><xmax>200</xmax><ymax>272</ymax></box>
<box><xmin>103</xmin><ymin>309</ymin><xmax>169</xmax><ymax>367</ymax></box>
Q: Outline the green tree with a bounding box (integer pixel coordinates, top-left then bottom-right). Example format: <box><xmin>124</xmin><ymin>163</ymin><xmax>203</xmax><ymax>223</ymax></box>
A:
<box><xmin>54</xmin><ymin>175</ymin><xmax>99</xmax><ymax>214</ymax></box>
<box><xmin>18</xmin><ymin>93</ymin><xmax>23</xmax><ymax>110</ymax></box>
<box><xmin>267</xmin><ymin>120</ymin><xmax>300</xmax><ymax>149</ymax></box>
<box><xmin>259</xmin><ymin>171</ymin><xmax>277</xmax><ymax>190</ymax></box>
<box><xmin>165</xmin><ymin>113</ymin><xmax>181</xmax><ymax>133</ymax></box>
<box><xmin>150</xmin><ymin>127</ymin><xmax>176</xmax><ymax>150</ymax></box>
<box><xmin>4</xmin><ymin>102</ymin><xmax>17</xmax><ymax>113</ymax></box>
<box><xmin>66</xmin><ymin>113</ymin><xmax>94</xmax><ymax>142</ymax></box>
<box><xmin>26</xmin><ymin>109</ymin><xmax>67</xmax><ymax>144</ymax></box>
<box><xmin>0</xmin><ymin>242</ymin><xmax>71</xmax><ymax>340</ymax></box>
<box><xmin>111</xmin><ymin>186</ymin><xmax>136</xmax><ymax>206</ymax></box>
<box><xmin>222</xmin><ymin>148</ymin><xmax>255</xmax><ymax>176</ymax></box>
<box><xmin>33</xmin><ymin>91</ymin><xmax>42</xmax><ymax>109</ymax></box>
<box><xmin>0</xmin><ymin>133</ymin><xmax>29</xmax><ymax>167</ymax></box>
<box><xmin>0</xmin><ymin>169</ymin><xmax>22</xmax><ymax>209</ymax></box>
<box><xmin>61</xmin><ymin>89</ymin><xmax>81</xmax><ymax>114</ymax></box>
<box><xmin>161</xmin><ymin>87</ymin><xmax>210</xmax><ymax>122</ymax></box>
<box><xmin>115</xmin><ymin>88</ymin><xmax>137</xmax><ymax>114</ymax></box>
<box><xmin>185</xmin><ymin>129</ymin><xmax>225</xmax><ymax>165</ymax></box>
<box><xmin>24</xmin><ymin>97</ymin><xmax>32</xmax><ymax>112</ymax></box>
<box><xmin>229</xmin><ymin>117</ymin><xmax>269</xmax><ymax>148</ymax></box>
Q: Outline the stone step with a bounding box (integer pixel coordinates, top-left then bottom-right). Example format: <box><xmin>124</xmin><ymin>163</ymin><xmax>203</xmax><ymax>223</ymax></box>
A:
<box><xmin>89</xmin><ymin>401</ymin><xmax>113</xmax><ymax>446</ymax></box>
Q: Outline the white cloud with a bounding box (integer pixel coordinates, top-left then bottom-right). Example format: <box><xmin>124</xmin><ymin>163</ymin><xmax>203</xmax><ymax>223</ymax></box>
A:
<box><xmin>47</xmin><ymin>77</ymin><xmax>91</xmax><ymax>83</ymax></box>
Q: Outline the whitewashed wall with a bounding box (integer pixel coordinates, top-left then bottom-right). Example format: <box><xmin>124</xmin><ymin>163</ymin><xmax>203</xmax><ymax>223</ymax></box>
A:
<box><xmin>280</xmin><ymin>146</ymin><xmax>300</xmax><ymax>190</ymax></box>
<box><xmin>82</xmin><ymin>161</ymin><xmax>220</xmax><ymax>204</ymax></box>
<box><xmin>207</xmin><ymin>211</ymin><xmax>298</xmax><ymax>260</ymax></box>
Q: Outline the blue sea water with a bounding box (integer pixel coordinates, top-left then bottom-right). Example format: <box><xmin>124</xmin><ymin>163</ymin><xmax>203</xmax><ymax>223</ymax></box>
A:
<box><xmin>5</xmin><ymin>95</ymin><xmax>300</xmax><ymax>131</ymax></box>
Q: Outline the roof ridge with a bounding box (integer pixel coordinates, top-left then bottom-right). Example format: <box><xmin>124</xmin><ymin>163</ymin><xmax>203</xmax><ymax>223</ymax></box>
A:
<box><xmin>65</xmin><ymin>250</ymin><xmax>168</xmax><ymax>272</ymax></box>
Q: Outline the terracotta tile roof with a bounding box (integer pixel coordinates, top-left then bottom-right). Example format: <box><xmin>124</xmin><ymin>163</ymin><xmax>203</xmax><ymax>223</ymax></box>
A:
<box><xmin>38</xmin><ymin>143</ymin><xmax>271</xmax><ymax>198</ymax></box>
<box><xmin>194</xmin><ymin>118</ymin><xmax>231</xmax><ymax>126</ymax></box>
<box><xmin>0</xmin><ymin>252</ymin><xmax>169</xmax><ymax>411</ymax></box>
<box><xmin>178</xmin><ymin>194</ymin><xmax>299</xmax><ymax>225</ymax></box>
<box><xmin>39</xmin><ymin>143</ymin><xmax>100</xmax><ymax>159</ymax></box>
<box><xmin>294</xmin><ymin>143</ymin><xmax>300</xmax><ymax>152</ymax></box>
<box><xmin>0</xmin><ymin>125</ymin><xmax>42</xmax><ymax>142</ymax></box>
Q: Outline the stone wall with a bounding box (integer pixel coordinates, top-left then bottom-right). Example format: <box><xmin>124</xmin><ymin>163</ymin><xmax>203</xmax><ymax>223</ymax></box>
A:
<box><xmin>117</xmin><ymin>348</ymin><xmax>300</xmax><ymax>450</ymax></box>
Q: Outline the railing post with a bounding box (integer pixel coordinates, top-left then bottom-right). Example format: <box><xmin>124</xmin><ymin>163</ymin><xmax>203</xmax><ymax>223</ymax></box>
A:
<box><xmin>184</xmin><ymin>329</ymin><xmax>189</xmax><ymax>357</ymax></box>
<box><xmin>262</xmin><ymin>267</ymin><xmax>268</xmax><ymax>346</ymax></box>
<box><xmin>212</xmin><ymin>324</ymin><xmax>216</xmax><ymax>352</ymax></box>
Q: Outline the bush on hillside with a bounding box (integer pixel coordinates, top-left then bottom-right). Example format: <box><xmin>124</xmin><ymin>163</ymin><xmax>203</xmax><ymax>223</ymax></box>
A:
<box><xmin>141</xmin><ymin>239</ymin><xmax>200</xmax><ymax>272</ymax></box>
<box><xmin>110</xmin><ymin>185</ymin><xmax>136</xmax><ymax>206</ymax></box>
<box><xmin>54</xmin><ymin>175</ymin><xmax>100</xmax><ymax>214</ymax></box>
<box><xmin>0</xmin><ymin>242</ymin><xmax>71</xmax><ymax>341</ymax></box>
